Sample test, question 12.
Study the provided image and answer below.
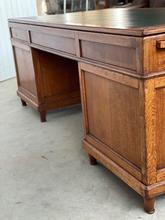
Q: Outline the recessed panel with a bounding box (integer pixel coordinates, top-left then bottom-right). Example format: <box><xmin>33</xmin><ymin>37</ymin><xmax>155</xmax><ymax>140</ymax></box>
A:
<box><xmin>84</xmin><ymin>71</ymin><xmax>141</xmax><ymax>168</ymax></box>
<box><xmin>156</xmin><ymin>87</ymin><xmax>165</xmax><ymax>169</ymax></box>
<box><xmin>14</xmin><ymin>47</ymin><xmax>37</xmax><ymax>96</ymax></box>
<box><xmin>30</xmin><ymin>31</ymin><xmax>76</xmax><ymax>55</ymax></box>
<box><xmin>81</xmin><ymin>41</ymin><xmax>137</xmax><ymax>71</ymax></box>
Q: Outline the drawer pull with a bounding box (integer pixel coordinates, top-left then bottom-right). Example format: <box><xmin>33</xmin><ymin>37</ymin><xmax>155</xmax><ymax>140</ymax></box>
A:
<box><xmin>157</xmin><ymin>40</ymin><xmax>165</xmax><ymax>49</ymax></box>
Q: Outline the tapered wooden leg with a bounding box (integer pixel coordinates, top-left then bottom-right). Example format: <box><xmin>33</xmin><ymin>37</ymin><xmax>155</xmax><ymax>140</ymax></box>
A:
<box><xmin>89</xmin><ymin>154</ymin><xmax>97</xmax><ymax>165</ymax></box>
<box><xmin>21</xmin><ymin>99</ymin><xmax>27</xmax><ymax>106</ymax></box>
<box><xmin>144</xmin><ymin>198</ymin><xmax>155</xmax><ymax>214</ymax></box>
<box><xmin>39</xmin><ymin>111</ymin><xmax>46</xmax><ymax>122</ymax></box>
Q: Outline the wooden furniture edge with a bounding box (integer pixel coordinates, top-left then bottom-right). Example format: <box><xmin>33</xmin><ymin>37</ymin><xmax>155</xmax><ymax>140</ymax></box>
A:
<box><xmin>83</xmin><ymin>139</ymin><xmax>165</xmax><ymax>199</ymax></box>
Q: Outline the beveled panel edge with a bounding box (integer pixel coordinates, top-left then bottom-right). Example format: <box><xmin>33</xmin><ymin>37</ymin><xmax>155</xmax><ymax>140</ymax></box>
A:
<box><xmin>79</xmin><ymin>62</ymin><xmax>139</xmax><ymax>88</ymax></box>
<box><xmin>84</xmin><ymin>138</ymin><xmax>165</xmax><ymax>199</ymax></box>
<box><xmin>155</xmin><ymin>75</ymin><xmax>165</xmax><ymax>89</ymax></box>
<box><xmin>83</xmin><ymin>139</ymin><xmax>145</xmax><ymax>197</ymax></box>
<box><xmin>157</xmin><ymin>169</ymin><xmax>165</xmax><ymax>182</ymax></box>
<box><xmin>146</xmin><ymin>181</ymin><xmax>165</xmax><ymax>198</ymax></box>
<box><xmin>78</xmin><ymin>66</ymin><xmax>89</xmax><ymax>136</ymax></box>
<box><xmin>84</xmin><ymin>135</ymin><xmax>165</xmax><ymax>199</ymax></box>
<box><xmin>86</xmin><ymin>135</ymin><xmax>142</xmax><ymax>181</ymax></box>
<box><xmin>78</xmin><ymin>31</ymin><xmax>137</xmax><ymax>48</ymax></box>
<box><xmin>8</xmin><ymin>19</ymin><xmax>144</xmax><ymax>37</ymax></box>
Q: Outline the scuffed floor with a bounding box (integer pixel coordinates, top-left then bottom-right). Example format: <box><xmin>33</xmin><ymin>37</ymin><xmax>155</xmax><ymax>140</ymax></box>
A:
<box><xmin>0</xmin><ymin>78</ymin><xmax>165</xmax><ymax>220</ymax></box>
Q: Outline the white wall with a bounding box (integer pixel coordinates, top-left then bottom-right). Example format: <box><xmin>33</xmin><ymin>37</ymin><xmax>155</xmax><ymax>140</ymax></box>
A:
<box><xmin>0</xmin><ymin>0</ymin><xmax>37</xmax><ymax>81</ymax></box>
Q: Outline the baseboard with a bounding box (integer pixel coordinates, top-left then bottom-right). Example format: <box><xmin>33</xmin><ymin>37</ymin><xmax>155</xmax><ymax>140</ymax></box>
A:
<box><xmin>0</xmin><ymin>75</ymin><xmax>16</xmax><ymax>82</ymax></box>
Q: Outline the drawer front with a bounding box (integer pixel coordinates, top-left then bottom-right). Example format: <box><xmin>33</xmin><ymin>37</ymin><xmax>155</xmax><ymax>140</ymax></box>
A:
<box><xmin>79</xmin><ymin>32</ymin><xmax>141</xmax><ymax>73</ymax></box>
<box><xmin>144</xmin><ymin>34</ymin><xmax>165</xmax><ymax>74</ymax></box>
<box><xmin>30</xmin><ymin>27</ymin><xmax>76</xmax><ymax>55</ymax></box>
<box><xmin>11</xmin><ymin>27</ymin><xmax>29</xmax><ymax>42</ymax></box>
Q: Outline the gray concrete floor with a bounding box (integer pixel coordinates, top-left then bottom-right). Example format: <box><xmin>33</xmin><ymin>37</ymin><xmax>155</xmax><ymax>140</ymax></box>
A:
<box><xmin>0</xmin><ymin>78</ymin><xmax>165</xmax><ymax>220</ymax></box>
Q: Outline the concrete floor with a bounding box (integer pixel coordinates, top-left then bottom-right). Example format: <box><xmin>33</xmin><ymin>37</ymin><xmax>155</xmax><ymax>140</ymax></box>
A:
<box><xmin>0</xmin><ymin>78</ymin><xmax>165</xmax><ymax>220</ymax></box>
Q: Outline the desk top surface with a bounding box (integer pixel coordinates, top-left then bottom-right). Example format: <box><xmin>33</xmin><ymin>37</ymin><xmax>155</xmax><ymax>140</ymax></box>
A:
<box><xmin>9</xmin><ymin>8</ymin><xmax>165</xmax><ymax>36</ymax></box>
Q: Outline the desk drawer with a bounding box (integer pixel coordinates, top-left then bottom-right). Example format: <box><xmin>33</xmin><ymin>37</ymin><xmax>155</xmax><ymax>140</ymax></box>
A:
<box><xmin>30</xmin><ymin>27</ymin><xmax>76</xmax><ymax>55</ymax></box>
<box><xmin>79</xmin><ymin>32</ymin><xmax>140</xmax><ymax>73</ymax></box>
<box><xmin>11</xmin><ymin>27</ymin><xmax>29</xmax><ymax>42</ymax></box>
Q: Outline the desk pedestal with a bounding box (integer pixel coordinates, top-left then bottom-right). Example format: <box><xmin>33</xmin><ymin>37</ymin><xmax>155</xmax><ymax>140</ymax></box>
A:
<box><xmin>13</xmin><ymin>42</ymin><xmax>80</xmax><ymax>122</ymax></box>
<box><xmin>79</xmin><ymin>62</ymin><xmax>165</xmax><ymax>214</ymax></box>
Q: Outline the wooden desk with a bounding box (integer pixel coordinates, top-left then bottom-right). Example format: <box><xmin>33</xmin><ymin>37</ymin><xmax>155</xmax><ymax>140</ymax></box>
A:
<box><xmin>9</xmin><ymin>8</ymin><xmax>165</xmax><ymax>213</ymax></box>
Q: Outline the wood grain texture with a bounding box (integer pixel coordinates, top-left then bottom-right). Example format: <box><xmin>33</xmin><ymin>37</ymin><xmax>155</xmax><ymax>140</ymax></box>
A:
<box><xmin>32</xmin><ymin>49</ymin><xmax>81</xmax><ymax>119</ymax></box>
<box><xmin>13</xmin><ymin>42</ymin><xmax>38</xmax><ymax>105</ymax></box>
<box><xmin>80</xmin><ymin>40</ymin><xmax>137</xmax><ymax>71</ymax></box>
<box><xmin>9</xmin><ymin>8</ymin><xmax>165</xmax><ymax>213</ymax></box>
<box><xmin>144</xmin><ymin>79</ymin><xmax>157</xmax><ymax>185</ymax></box>
<box><xmin>86</xmin><ymin>135</ymin><xmax>142</xmax><ymax>181</ymax></box>
<box><xmin>30</xmin><ymin>30</ymin><xmax>76</xmax><ymax>55</ymax></box>
<box><xmin>13</xmin><ymin>42</ymin><xmax>80</xmax><ymax>121</ymax></box>
<box><xmin>83</xmin><ymin>139</ymin><xmax>146</xmax><ymax>197</ymax></box>
<box><xmin>155</xmin><ymin>87</ymin><xmax>165</xmax><ymax>169</ymax></box>
<box><xmin>80</xmin><ymin>66</ymin><xmax>142</xmax><ymax>169</ymax></box>
<box><xmin>8</xmin><ymin>8</ymin><xmax>165</xmax><ymax>36</ymax></box>
<box><xmin>79</xmin><ymin>62</ymin><xmax>165</xmax><ymax>213</ymax></box>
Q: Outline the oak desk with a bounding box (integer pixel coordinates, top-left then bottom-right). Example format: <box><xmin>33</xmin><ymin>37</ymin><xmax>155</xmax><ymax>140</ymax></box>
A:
<box><xmin>9</xmin><ymin>8</ymin><xmax>165</xmax><ymax>213</ymax></box>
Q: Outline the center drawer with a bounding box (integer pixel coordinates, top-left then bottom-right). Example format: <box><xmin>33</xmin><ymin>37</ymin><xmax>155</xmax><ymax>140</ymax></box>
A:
<box><xmin>30</xmin><ymin>27</ymin><xmax>76</xmax><ymax>55</ymax></box>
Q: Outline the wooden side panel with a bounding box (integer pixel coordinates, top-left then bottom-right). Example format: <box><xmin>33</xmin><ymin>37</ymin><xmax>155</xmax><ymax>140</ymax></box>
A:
<box><xmin>144</xmin><ymin>76</ymin><xmax>165</xmax><ymax>184</ymax></box>
<box><xmin>13</xmin><ymin>42</ymin><xmax>37</xmax><ymax>99</ymax></box>
<box><xmin>156</xmin><ymin>87</ymin><xmax>165</xmax><ymax>169</ymax></box>
<box><xmin>154</xmin><ymin>77</ymin><xmax>165</xmax><ymax>171</ymax></box>
<box><xmin>85</xmin><ymin>73</ymin><xmax>141</xmax><ymax>167</ymax></box>
<box><xmin>79</xmin><ymin>63</ymin><xmax>143</xmax><ymax>174</ymax></box>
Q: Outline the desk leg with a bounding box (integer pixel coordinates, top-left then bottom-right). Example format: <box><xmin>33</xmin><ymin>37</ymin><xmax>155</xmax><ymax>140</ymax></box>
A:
<box><xmin>144</xmin><ymin>198</ymin><xmax>155</xmax><ymax>214</ymax></box>
<box><xmin>89</xmin><ymin>154</ymin><xmax>97</xmax><ymax>166</ymax></box>
<box><xmin>39</xmin><ymin>111</ymin><xmax>46</xmax><ymax>123</ymax></box>
<box><xmin>21</xmin><ymin>99</ymin><xmax>27</xmax><ymax>106</ymax></box>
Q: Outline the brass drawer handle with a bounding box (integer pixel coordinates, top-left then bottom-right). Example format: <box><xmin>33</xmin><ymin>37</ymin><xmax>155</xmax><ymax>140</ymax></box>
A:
<box><xmin>157</xmin><ymin>40</ymin><xmax>165</xmax><ymax>49</ymax></box>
